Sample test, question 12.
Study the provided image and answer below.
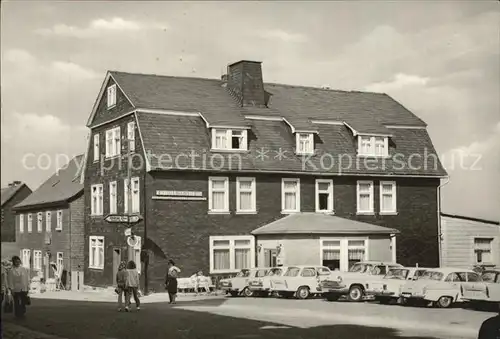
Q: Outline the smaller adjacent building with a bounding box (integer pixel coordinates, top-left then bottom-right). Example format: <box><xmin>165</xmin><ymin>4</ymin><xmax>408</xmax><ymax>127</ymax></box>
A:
<box><xmin>441</xmin><ymin>213</ymin><xmax>500</xmax><ymax>269</ymax></box>
<box><xmin>1</xmin><ymin>181</ymin><xmax>32</xmax><ymax>258</ymax></box>
<box><xmin>13</xmin><ymin>155</ymin><xmax>85</xmax><ymax>290</ymax></box>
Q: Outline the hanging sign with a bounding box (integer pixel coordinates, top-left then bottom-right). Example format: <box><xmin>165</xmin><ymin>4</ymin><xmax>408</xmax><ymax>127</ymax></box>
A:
<box><xmin>104</xmin><ymin>214</ymin><xmax>143</xmax><ymax>224</ymax></box>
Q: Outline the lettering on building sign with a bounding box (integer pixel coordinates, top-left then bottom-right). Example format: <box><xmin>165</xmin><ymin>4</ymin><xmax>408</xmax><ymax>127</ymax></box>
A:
<box><xmin>153</xmin><ymin>190</ymin><xmax>206</xmax><ymax>201</ymax></box>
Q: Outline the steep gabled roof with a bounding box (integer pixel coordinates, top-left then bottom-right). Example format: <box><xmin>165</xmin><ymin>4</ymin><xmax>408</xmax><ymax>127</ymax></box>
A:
<box><xmin>14</xmin><ymin>155</ymin><xmax>84</xmax><ymax>210</ymax></box>
<box><xmin>251</xmin><ymin>213</ymin><xmax>399</xmax><ymax>235</ymax></box>
<box><xmin>1</xmin><ymin>183</ymin><xmax>28</xmax><ymax>207</ymax></box>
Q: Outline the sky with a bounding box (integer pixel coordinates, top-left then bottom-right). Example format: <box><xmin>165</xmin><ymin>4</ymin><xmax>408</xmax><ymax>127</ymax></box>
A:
<box><xmin>1</xmin><ymin>1</ymin><xmax>499</xmax><ymax>221</ymax></box>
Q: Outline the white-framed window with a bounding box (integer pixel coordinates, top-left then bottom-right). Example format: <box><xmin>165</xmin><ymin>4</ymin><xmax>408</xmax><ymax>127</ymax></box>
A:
<box><xmin>236</xmin><ymin>177</ymin><xmax>256</xmax><ymax>213</ymax></box>
<box><xmin>89</xmin><ymin>236</ymin><xmax>105</xmax><ymax>269</ymax></box>
<box><xmin>315</xmin><ymin>179</ymin><xmax>333</xmax><ymax>213</ymax></box>
<box><xmin>109</xmin><ymin>181</ymin><xmax>117</xmax><ymax>214</ymax></box>
<box><xmin>380</xmin><ymin>181</ymin><xmax>397</xmax><ymax>214</ymax></box>
<box><xmin>56</xmin><ymin>252</ymin><xmax>64</xmax><ymax>273</ymax></box>
<box><xmin>91</xmin><ymin>184</ymin><xmax>104</xmax><ymax>216</ymax></box>
<box><xmin>129</xmin><ymin>236</ymin><xmax>141</xmax><ymax>274</ymax></box>
<box><xmin>209</xmin><ymin>236</ymin><xmax>255</xmax><ymax>273</ymax></box>
<box><xmin>46</xmin><ymin>211</ymin><xmax>52</xmax><ymax>232</ymax></box>
<box><xmin>357</xmin><ymin>136</ymin><xmax>389</xmax><ymax>157</ymax></box>
<box><xmin>33</xmin><ymin>250</ymin><xmax>42</xmax><ymax>271</ymax></box>
<box><xmin>56</xmin><ymin>210</ymin><xmax>63</xmax><ymax>231</ymax></box>
<box><xmin>37</xmin><ymin>212</ymin><xmax>43</xmax><ymax>232</ymax></box>
<box><xmin>211</xmin><ymin>129</ymin><xmax>248</xmax><ymax>151</ymax></box>
<box><xmin>320</xmin><ymin>238</ymin><xmax>368</xmax><ymax>272</ymax></box>
<box><xmin>474</xmin><ymin>238</ymin><xmax>493</xmax><ymax>264</ymax></box>
<box><xmin>296</xmin><ymin>133</ymin><xmax>314</xmax><ymax>155</ymax></box>
<box><xmin>27</xmin><ymin>214</ymin><xmax>32</xmax><ymax>233</ymax></box>
<box><xmin>105</xmin><ymin>127</ymin><xmax>121</xmax><ymax>158</ymax></box>
<box><xmin>93</xmin><ymin>133</ymin><xmax>100</xmax><ymax>161</ymax></box>
<box><xmin>21</xmin><ymin>249</ymin><xmax>31</xmax><ymax>269</ymax></box>
<box><xmin>127</xmin><ymin>121</ymin><xmax>135</xmax><ymax>152</ymax></box>
<box><xmin>19</xmin><ymin>214</ymin><xmax>24</xmax><ymax>233</ymax></box>
<box><xmin>348</xmin><ymin>239</ymin><xmax>367</xmax><ymax>269</ymax></box>
<box><xmin>208</xmin><ymin>177</ymin><xmax>229</xmax><ymax>213</ymax></box>
<box><xmin>320</xmin><ymin>239</ymin><xmax>341</xmax><ymax>271</ymax></box>
<box><xmin>124</xmin><ymin>177</ymin><xmax>140</xmax><ymax>214</ymax></box>
<box><xmin>281</xmin><ymin>178</ymin><xmax>300</xmax><ymax>213</ymax></box>
<box><xmin>357</xmin><ymin>181</ymin><xmax>374</xmax><ymax>214</ymax></box>
<box><xmin>107</xmin><ymin>84</ymin><xmax>117</xmax><ymax>108</ymax></box>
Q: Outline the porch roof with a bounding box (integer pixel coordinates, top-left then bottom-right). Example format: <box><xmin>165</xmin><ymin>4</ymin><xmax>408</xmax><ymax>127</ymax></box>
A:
<box><xmin>251</xmin><ymin>213</ymin><xmax>399</xmax><ymax>235</ymax></box>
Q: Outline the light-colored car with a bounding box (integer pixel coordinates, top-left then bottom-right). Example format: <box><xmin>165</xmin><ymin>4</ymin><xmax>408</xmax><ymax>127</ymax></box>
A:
<box><xmin>270</xmin><ymin>265</ymin><xmax>332</xmax><ymax>299</ymax></box>
<box><xmin>364</xmin><ymin>267</ymin><xmax>429</xmax><ymax>304</ymax></box>
<box><xmin>461</xmin><ymin>270</ymin><xmax>500</xmax><ymax>306</ymax></box>
<box><xmin>400</xmin><ymin>267</ymin><xmax>481</xmax><ymax>308</ymax></box>
<box><xmin>248</xmin><ymin>266</ymin><xmax>288</xmax><ymax>297</ymax></box>
<box><xmin>320</xmin><ymin>261</ymin><xmax>404</xmax><ymax>302</ymax></box>
<box><xmin>219</xmin><ymin>268</ymin><xmax>269</xmax><ymax>297</ymax></box>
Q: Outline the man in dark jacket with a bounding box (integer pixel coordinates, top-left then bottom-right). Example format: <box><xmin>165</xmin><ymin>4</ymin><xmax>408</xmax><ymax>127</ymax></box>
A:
<box><xmin>478</xmin><ymin>302</ymin><xmax>500</xmax><ymax>339</ymax></box>
<box><xmin>116</xmin><ymin>261</ymin><xmax>128</xmax><ymax>312</ymax></box>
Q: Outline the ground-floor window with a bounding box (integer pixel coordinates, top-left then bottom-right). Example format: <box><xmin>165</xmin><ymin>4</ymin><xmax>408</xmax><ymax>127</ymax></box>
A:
<box><xmin>89</xmin><ymin>236</ymin><xmax>105</xmax><ymax>269</ymax></box>
<box><xmin>33</xmin><ymin>250</ymin><xmax>42</xmax><ymax>271</ymax></box>
<box><xmin>56</xmin><ymin>252</ymin><xmax>64</xmax><ymax>273</ymax></box>
<box><xmin>209</xmin><ymin>236</ymin><xmax>255</xmax><ymax>274</ymax></box>
<box><xmin>264</xmin><ymin>249</ymin><xmax>278</xmax><ymax>268</ymax></box>
<box><xmin>320</xmin><ymin>238</ymin><xmax>368</xmax><ymax>271</ymax></box>
<box><xmin>127</xmin><ymin>236</ymin><xmax>141</xmax><ymax>274</ymax></box>
<box><xmin>21</xmin><ymin>249</ymin><xmax>31</xmax><ymax>269</ymax></box>
<box><xmin>474</xmin><ymin>237</ymin><xmax>493</xmax><ymax>264</ymax></box>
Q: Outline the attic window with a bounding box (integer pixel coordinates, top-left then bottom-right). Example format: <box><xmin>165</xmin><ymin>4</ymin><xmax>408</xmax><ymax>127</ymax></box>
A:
<box><xmin>212</xmin><ymin>129</ymin><xmax>247</xmax><ymax>151</ymax></box>
<box><xmin>357</xmin><ymin>136</ymin><xmax>389</xmax><ymax>157</ymax></box>
<box><xmin>296</xmin><ymin>133</ymin><xmax>314</xmax><ymax>155</ymax></box>
<box><xmin>107</xmin><ymin>84</ymin><xmax>117</xmax><ymax>109</ymax></box>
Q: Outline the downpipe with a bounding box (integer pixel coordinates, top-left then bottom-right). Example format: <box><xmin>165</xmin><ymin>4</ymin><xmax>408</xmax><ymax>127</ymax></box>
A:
<box><xmin>437</xmin><ymin>176</ymin><xmax>450</xmax><ymax>267</ymax></box>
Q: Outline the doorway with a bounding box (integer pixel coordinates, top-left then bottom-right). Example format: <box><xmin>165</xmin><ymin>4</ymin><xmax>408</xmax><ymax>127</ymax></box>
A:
<box><xmin>264</xmin><ymin>249</ymin><xmax>277</xmax><ymax>267</ymax></box>
<box><xmin>112</xmin><ymin>248</ymin><xmax>122</xmax><ymax>282</ymax></box>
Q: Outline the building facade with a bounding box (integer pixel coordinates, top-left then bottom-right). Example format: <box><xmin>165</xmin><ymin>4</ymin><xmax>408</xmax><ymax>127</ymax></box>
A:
<box><xmin>82</xmin><ymin>60</ymin><xmax>447</xmax><ymax>292</ymax></box>
<box><xmin>441</xmin><ymin>213</ymin><xmax>500</xmax><ymax>269</ymax></box>
<box><xmin>1</xmin><ymin>181</ymin><xmax>32</xmax><ymax>245</ymax></box>
<box><xmin>14</xmin><ymin>156</ymin><xmax>85</xmax><ymax>290</ymax></box>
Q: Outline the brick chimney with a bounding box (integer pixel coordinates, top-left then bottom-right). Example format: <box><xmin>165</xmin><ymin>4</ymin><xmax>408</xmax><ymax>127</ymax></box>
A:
<box><xmin>226</xmin><ymin>60</ymin><xmax>266</xmax><ymax>107</ymax></box>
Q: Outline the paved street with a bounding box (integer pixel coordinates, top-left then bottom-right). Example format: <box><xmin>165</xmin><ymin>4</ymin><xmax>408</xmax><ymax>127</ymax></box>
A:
<box><xmin>2</xmin><ymin>293</ymin><xmax>496</xmax><ymax>339</ymax></box>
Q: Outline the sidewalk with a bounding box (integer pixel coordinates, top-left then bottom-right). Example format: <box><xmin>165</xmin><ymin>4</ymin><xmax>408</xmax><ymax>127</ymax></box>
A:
<box><xmin>2</xmin><ymin>322</ymin><xmax>66</xmax><ymax>339</ymax></box>
<box><xmin>30</xmin><ymin>289</ymin><xmax>226</xmax><ymax>304</ymax></box>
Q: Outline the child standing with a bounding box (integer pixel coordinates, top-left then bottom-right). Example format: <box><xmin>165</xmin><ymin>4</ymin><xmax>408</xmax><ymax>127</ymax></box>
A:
<box><xmin>116</xmin><ymin>261</ymin><xmax>127</xmax><ymax>312</ymax></box>
<box><xmin>125</xmin><ymin>261</ymin><xmax>140</xmax><ymax>312</ymax></box>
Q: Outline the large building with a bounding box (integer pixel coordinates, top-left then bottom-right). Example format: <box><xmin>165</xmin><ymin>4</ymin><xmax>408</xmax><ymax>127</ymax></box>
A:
<box><xmin>441</xmin><ymin>213</ymin><xmax>499</xmax><ymax>269</ymax></box>
<box><xmin>1</xmin><ymin>181</ymin><xmax>32</xmax><ymax>258</ymax></box>
<box><xmin>14</xmin><ymin>156</ymin><xmax>85</xmax><ymax>290</ymax></box>
<box><xmin>81</xmin><ymin>60</ymin><xmax>447</xmax><ymax>292</ymax></box>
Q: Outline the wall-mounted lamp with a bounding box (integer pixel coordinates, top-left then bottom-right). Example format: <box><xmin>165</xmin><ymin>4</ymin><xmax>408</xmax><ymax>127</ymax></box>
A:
<box><xmin>257</xmin><ymin>244</ymin><xmax>262</xmax><ymax>253</ymax></box>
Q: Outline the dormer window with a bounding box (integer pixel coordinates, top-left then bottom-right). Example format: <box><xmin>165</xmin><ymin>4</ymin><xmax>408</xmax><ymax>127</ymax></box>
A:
<box><xmin>296</xmin><ymin>133</ymin><xmax>314</xmax><ymax>155</ymax></box>
<box><xmin>212</xmin><ymin>129</ymin><xmax>247</xmax><ymax>151</ymax></box>
<box><xmin>107</xmin><ymin>84</ymin><xmax>117</xmax><ymax>109</ymax></box>
<box><xmin>357</xmin><ymin>136</ymin><xmax>389</xmax><ymax>157</ymax></box>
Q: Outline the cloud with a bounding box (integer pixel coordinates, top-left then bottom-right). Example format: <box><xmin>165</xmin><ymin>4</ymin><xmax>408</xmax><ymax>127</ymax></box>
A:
<box><xmin>35</xmin><ymin>17</ymin><xmax>167</xmax><ymax>38</ymax></box>
<box><xmin>3</xmin><ymin>49</ymin><xmax>35</xmax><ymax>63</ymax></box>
<box><xmin>51</xmin><ymin>61</ymin><xmax>100</xmax><ymax>80</ymax></box>
<box><xmin>257</xmin><ymin>29</ymin><xmax>307</xmax><ymax>43</ymax></box>
<box><xmin>364</xmin><ymin>73</ymin><xmax>430</xmax><ymax>92</ymax></box>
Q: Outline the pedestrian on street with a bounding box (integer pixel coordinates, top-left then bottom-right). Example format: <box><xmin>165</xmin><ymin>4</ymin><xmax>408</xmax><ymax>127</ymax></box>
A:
<box><xmin>125</xmin><ymin>260</ymin><xmax>140</xmax><ymax>312</ymax></box>
<box><xmin>115</xmin><ymin>261</ymin><xmax>128</xmax><ymax>312</ymax></box>
<box><xmin>1</xmin><ymin>259</ymin><xmax>10</xmax><ymax>305</ymax></box>
<box><xmin>165</xmin><ymin>259</ymin><xmax>181</xmax><ymax>304</ymax></box>
<box><xmin>478</xmin><ymin>302</ymin><xmax>500</xmax><ymax>339</ymax></box>
<box><xmin>6</xmin><ymin>256</ymin><xmax>30</xmax><ymax>318</ymax></box>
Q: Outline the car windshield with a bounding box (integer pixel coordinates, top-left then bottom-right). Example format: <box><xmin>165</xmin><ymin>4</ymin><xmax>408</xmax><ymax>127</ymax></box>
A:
<box><xmin>482</xmin><ymin>272</ymin><xmax>498</xmax><ymax>283</ymax></box>
<box><xmin>236</xmin><ymin>270</ymin><xmax>250</xmax><ymax>278</ymax></box>
<box><xmin>256</xmin><ymin>270</ymin><xmax>268</xmax><ymax>277</ymax></box>
<box><xmin>284</xmin><ymin>267</ymin><xmax>300</xmax><ymax>277</ymax></box>
<box><xmin>349</xmin><ymin>263</ymin><xmax>373</xmax><ymax>273</ymax></box>
<box><xmin>384</xmin><ymin>269</ymin><xmax>409</xmax><ymax>280</ymax></box>
<box><xmin>267</xmin><ymin>268</ymin><xmax>283</xmax><ymax>277</ymax></box>
<box><xmin>420</xmin><ymin>271</ymin><xmax>443</xmax><ymax>281</ymax></box>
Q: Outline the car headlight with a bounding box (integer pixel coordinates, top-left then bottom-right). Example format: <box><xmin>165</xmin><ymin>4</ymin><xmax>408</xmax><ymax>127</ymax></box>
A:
<box><xmin>337</xmin><ymin>276</ymin><xmax>343</xmax><ymax>283</ymax></box>
<box><xmin>383</xmin><ymin>284</ymin><xmax>387</xmax><ymax>290</ymax></box>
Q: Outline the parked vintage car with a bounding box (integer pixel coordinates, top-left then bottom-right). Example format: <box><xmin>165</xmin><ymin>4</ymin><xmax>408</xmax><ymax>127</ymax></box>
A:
<box><xmin>247</xmin><ymin>266</ymin><xmax>288</xmax><ymax>297</ymax></box>
<box><xmin>400</xmin><ymin>267</ymin><xmax>481</xmax><ymax>308</ymax></box>
<box><xmin>461</xmin><ymin>270</ymin><xmax>500</xmax><ymax>307</ymax></box>
<box><xmin>219</xmin><ymin>268</ymin><xmax>269</xmax><ymax>297</ymax></box>
<box><xmin>270</xmin><ymin>265</ymin><xmax>332</xmax><ymax>299</ymax></box>
<box><xmin>320</xmin><ymin>261</ymin><xmax>404</xmax><ymax>302</ymax></box>
<box><xmin>364</xmin><ymin>267</ymin><xmax>429</xmax><ymax>304</ymax></box>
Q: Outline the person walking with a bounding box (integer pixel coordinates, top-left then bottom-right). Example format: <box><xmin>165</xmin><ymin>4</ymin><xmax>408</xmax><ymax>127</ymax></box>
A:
<box><xmin>165</xmin><ymin>260</ymin><xmax>181</xmax><ymax>304</ymax></box>
<box><xmin>115</xmin><ymin>261</ymin><xmax>127</xmax><ymax>312</ymax></box>
<box><xmin>125</xmin><ymin>260</ymin><xmax>140</xmax><ymax>312</ymax></box>
<box><xmin>6</xmin><ymin>256</ymin><xmax>30</xmax><ymax>318</ymax></box>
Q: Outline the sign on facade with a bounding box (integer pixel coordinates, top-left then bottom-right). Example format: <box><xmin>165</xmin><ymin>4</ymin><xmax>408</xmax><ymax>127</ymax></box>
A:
<box><xmin>104</xmin><ymin>215</ymin><xmax>143</xmax><ymax>224</ymax></box>
<box><xmin>153</xmin><ymin>190</ymin><xmax>206</xmax><ymax>201</ymax></box>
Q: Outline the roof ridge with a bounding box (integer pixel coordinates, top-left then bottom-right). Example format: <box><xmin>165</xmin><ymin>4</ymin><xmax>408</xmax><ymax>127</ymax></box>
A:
<box><xmin>264</xmin><ymin>82</ymin><xmax>387</xmax><ymax>95</ymax></box>
<box><xmin>110</xmin><ymin>70</ymin><xmax>222</xmax><ymax>83</ymax></box>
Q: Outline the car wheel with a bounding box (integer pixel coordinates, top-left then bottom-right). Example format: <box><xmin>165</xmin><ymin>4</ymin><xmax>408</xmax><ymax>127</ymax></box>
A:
<box><xmin>242</xmin><ymin>288</ymin><xmax>253</xmax><ymax>298</ymax></box>
<box><xmin>296</xmin><ymin>286</ymin><xmax>310</xmax><ymax>300</ymax></box>
<box><xmin>436</xmin><ymin>296</ymin><xmax>453</xmax><ymax>308</ymax></box>
<box><xmin>325</xmin><ymin>293</ymin><xmax>340</xmax><ymax>302</ymax></box>
<box><xmin>348</xmin><ymin>286</ymin><xmax>364</xmax><ymax>302</ymax></box>
<box><xmin>229</xmin><ymin>291</ymin><xmax>239</xmax><ymax>297</ymax></box>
